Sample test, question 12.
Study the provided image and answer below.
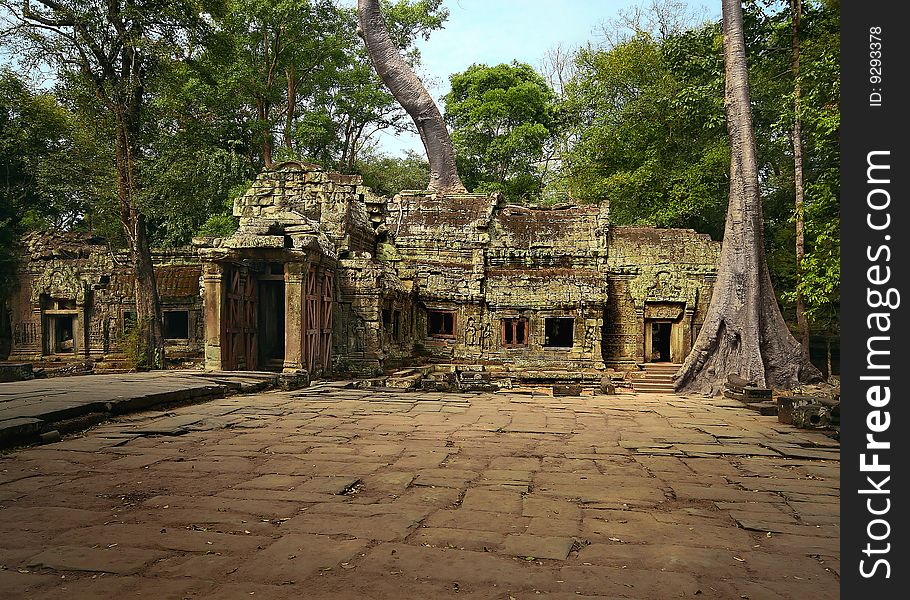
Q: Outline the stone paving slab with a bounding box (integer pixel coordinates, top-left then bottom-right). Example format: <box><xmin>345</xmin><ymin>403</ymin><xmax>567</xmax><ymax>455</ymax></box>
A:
<box><xmin>0</xmin><ymin>370</ymin><xmax>302</xmax><ymax>446</ymax></box>
<box><xmin>25</xmin><ymin>545</ymin><xmax>168</xmax><ymax>574</ymax></box>
<box><xmin>0</xmin><ymin>386</ymin><xmax>839</xmax><ymax>599</ymax></box>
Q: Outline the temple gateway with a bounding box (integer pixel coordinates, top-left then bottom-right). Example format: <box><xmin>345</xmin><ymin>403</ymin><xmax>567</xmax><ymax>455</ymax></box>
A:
<box><xmin>3</xmin><ymin>162</ymin><xmax>719</xmax><ymax>385</ymax></box>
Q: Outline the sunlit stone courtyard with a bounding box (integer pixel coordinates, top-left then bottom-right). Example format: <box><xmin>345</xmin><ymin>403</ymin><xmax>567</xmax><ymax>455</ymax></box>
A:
<box><xmin>0</xmin><ymin>383</ymin><xmax>838</xmax><ymax>599</ymax></box>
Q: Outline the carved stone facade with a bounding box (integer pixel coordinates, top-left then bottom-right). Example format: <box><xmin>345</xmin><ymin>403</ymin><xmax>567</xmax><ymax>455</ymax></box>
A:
<box><xmin>4</xmin><ymin>232</ymin><xmax>203</xmax><ymax>365</ymax></box>
<box><xmin>2</xmin><ymin>163</ymin><xmax>720</xmax><ymax>378</ymax></box>
<box><xmin>604</xmin><ymin>227</ymin><xmax>719</xmax><ymax>367</ymax></box>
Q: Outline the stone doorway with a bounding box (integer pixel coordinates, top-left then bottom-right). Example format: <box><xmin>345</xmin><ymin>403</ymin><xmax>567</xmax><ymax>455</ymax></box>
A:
<box><xmin>642</xmin><ymin>301</ymin><xmax>690</xmax><ymax>364</ymax></box>
<box><xmin>202</xmin><ymin>258</ymin><xmax>333</xmax><ymax>377</ymax></box>
<box><xmin>644</xmin><ymin>318</ymin><xmax>687</xmax><ymax>363</ymax></box>
<box><xmin>42</xmin><ymin>298</ymin><xmax>79</xmax><ymax>356</ymax></box>
<box><xmin>257</xmin><ymin>265</ymin><xmax>286</xmax><ymax>371</ymax></box>
<box><xmin>647</xmin><ymin>321</ymin><xmax>672</xmax><ymax>362</ymax></box>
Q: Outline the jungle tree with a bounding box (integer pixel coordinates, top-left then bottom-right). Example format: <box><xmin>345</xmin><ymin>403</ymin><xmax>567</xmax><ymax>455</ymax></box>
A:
<box><xmin>356</xmin><ymin>0</ymin><xmax>464</xmax><ymax>193</ymax></box>
<box><xmin>674</xmin><ymin>0</ymin><xmax>821</xmax><ymax>393</ymax></box>
<box><xmin>3</xmin><ymin>1</ymin><xmax>221</xmax><ymax>367</ymax></box>
<box><xmin>443</xmin><ymin>62</ymin><xmax>555</xmax><ymax>201</ymax></box>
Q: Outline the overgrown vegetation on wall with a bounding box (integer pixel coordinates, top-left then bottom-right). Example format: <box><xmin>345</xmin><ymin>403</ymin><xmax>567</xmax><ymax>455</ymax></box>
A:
<box><xmin>0</xmin><ymin>0</ymin><xmax>839</xmax><ymax>362</ymax></box>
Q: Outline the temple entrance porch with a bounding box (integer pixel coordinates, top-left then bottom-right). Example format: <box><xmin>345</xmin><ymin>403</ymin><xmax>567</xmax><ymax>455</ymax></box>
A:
<box><xmin>199</xmin><ymin>250</ymin><xmax>334</xmax><ymax>378</ymax></box>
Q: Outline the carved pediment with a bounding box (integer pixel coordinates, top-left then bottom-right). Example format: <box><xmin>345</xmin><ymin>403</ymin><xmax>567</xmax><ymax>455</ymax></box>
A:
<box><xmin>30</xmin><ymin>262</ymin><xmax>88</xmax><ymax>304</ymax></box>
<box><xmin>628</xmin><ymin>268</ymin><xmax>698</xmax><ymax>309</ymax></box>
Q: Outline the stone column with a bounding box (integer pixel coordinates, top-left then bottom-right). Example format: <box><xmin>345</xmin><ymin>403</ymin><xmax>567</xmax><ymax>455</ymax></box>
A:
<box><xmin>202</xmin><ymin>262</ymin><xmax>224</xmax><ymax>370</ymax></box>
<box><xmin>635</xmin><ymin>307</ymin><xmax>646</xmax><ymax>364</ymax></box>
<box><xmin>681</xmin><ymin>307</ymin><xmax>695</xmax><ymax>359</ymax></box>
<box><xmin>75</xmin><ymin>285</ymin><xmax>89</xmax><ymax>358</ymax></box>
<box><xmin>283</xmin><ymin>261</ymin><xmax>306</xmax><ymax>373</ymax></box>
<box><xmin>32</xmin><ymin>306</ymin><xmax>44</xmax><ymax>357</ymax></box>
<box><xmin>74</xmin><ymin>308</ymin><xmax>87</xmax><ymax>358</ymax></box>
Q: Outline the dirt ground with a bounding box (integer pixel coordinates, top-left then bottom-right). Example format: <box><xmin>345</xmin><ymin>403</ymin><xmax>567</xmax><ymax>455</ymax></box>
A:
<box><xmin>0</xmin><ymin>383</ymin><xmax>839</xmax><ymax>599</ymax></box>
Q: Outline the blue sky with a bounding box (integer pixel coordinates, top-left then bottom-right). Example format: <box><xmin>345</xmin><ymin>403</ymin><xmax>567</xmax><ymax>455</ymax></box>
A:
<box><xmin>364</xmin><ymin>0</ymin><xmax>716</xmax><ymax>155</ymax></box>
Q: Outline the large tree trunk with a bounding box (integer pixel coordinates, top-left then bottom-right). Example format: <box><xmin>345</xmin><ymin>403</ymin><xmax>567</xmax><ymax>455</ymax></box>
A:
<box><xmin>356</xmin><ymin>0</ymin><xmax>465</xmax><ymax>194</ymax></box>
<box><xmin>114</xmin><ymin>112</ymin><xmax>164</xmax><ymax>370</ymax></box>
<box><xmin>114</xmin><ymin>71</ymin><xmax>164</xmax><ymax>369</ymax></box>
<box><xmin>791</xmin><ymin>0</ymin><xmax>810</xmax><ymax>353</ymax></box>
<box><xmin>258</xmin><ymin>97</ymin><xmax>274</xmax><ymax>169</ymax></box>
<box><xmin>674</xmin><ymin>0</ymin><xmax>820</xmax><ymax>394</ymax></box>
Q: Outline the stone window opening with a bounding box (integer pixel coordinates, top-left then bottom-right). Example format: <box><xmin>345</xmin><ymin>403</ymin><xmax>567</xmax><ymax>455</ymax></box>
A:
<box><xmin>501</xmin><ymin>318</ymin><xmax>528</xmax><ymax>348</ymax></box>
<box><xmin>544</xmin><ymin>317</ymin><xmax>574</xmax><ymax>348</ymax></box>
<box><xmin>393</xmin><ymin>309</ymin><xmax>402</xmax><ymax>340</ymax></box>
<box><xmin>49</xmin><ymin>314</ymin><xmax>74</xmax><ymax>353</ymax></box>
<box><xmin>122</xmin><ymin>311</ymin><xmax>136</xmax><ymax>334</ymax></box>
<box><xmin>427</xmin><ymin>309</ymin><xmax>456</xmax><ymax>338</ymax></box>
<box><xmin>163</xmin><ymin>310</ymin><xmax>190</xmax><ymax>340</ymax></box>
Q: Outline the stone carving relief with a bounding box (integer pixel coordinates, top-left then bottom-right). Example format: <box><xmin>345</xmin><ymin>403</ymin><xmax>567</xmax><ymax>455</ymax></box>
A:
<box><xmin>480</xmin><ymin>321</ymin><xmax>492</xmax><ymax>351</ymax></box>
<box><xmin>583</xmin><ymin>325</ymin><xmax>598</xmax><ymax>352</ymax></box>
<box><xmin>466</xmin><ymin>316</ymin><xmax>478</xmax><ymax>346</ymax></box>
<box><xmin>30</xmin><ymin>262</ymin><xmax>88</xmax><ymax>304</ymax></box>
<box><xmin>628</xmin><ymin>268</ymin><xmax>699</xmax><ymax>310</ymax></box>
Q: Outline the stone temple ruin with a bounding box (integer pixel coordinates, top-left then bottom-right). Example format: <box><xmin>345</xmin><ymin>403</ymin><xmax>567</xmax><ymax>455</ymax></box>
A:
<box><xmin>2</xmin><ymin>162</ymin><xmax>720</xmax><ymax>388</ymax></box>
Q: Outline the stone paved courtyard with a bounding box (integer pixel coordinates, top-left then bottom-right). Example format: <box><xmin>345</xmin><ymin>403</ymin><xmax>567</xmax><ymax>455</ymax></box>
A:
<box><xmin>0</xmin><ymin>384</ymin><xmax>839</xmax><ymax>599</ymax></box>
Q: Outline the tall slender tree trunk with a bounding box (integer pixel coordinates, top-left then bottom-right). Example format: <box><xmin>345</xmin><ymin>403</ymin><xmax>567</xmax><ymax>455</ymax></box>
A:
<box><xmin>791</xmin><ymin>0</ymin><xmax>810</xmax><ymax>353</ymax></box>
<box><xmin>674</xmin><ymin>0</ymin><xmax>820</xmax><ymax>394</ymax></box>
<box><xmin>356</xmin><ymin>0</ymin><xmax>464</xmax><ymax>194</ymax></box>
<box><xmin>258</xmin><ymin>98</ymin><xmax>274</xmax><ymax>169</ymax></box>
<box><xmin>114</xmin><ymin>109</ymin><xmax>164</xmax><ymax>370</ymax></box>
<box><xmin>285</xmin><ymin>66</ymin><xmax>297</xmax><ymax>151</ymax></box>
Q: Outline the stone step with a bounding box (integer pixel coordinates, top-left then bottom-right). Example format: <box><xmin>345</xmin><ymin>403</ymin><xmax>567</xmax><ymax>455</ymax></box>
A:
<box><xmin>640</xmin><ymin>364</ymin><xmax>681</xmax><ymax>373</ymax></box>
<box><xmin>633</xmin><ymin>383</ymin><xmax>677</xmax><ymax>393</ymax></box>
<box><xmin>639</xmin><ymin>373</ymin><xmax>675</xmax><ymax>381</ymax></box>
<box><xmin>384</xmin><ymin>373</ymin><xmax>422</xmax><ymax>390</ymax></box>
<box><xmin>744</xmin><ymin>401</ymin><xmax>778</xmax><ymax>416</ymax></box>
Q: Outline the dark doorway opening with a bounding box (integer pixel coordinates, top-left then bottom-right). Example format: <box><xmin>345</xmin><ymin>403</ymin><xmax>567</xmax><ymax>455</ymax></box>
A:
<box><xmin>163</xmin><ymin>311</ymin><xmax>189</xmax><ymax>340</ymax></box>
<box><xmin>544</xmin><ymin>317</ymin><xmax>574</xmax><ymax>348</ymax></box>
<box><xmin>50</xmin><ymin>315</ymin><xmax>74</xmax><ymax>354</ymax></box>
<box><xmin>650</xmin><ymin>322</ymin><xmax>671</xmax><ymax>362</ymax></box>
<box><xmin>258</xmin><ymin>280</ymin><xmax>285</xmax><ymax>370</ymax></box>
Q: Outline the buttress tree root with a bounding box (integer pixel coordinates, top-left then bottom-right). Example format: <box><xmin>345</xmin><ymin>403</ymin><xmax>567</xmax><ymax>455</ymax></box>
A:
<box><xmin>674</xmin><ymin>0</ymin><xmax>821</xmax><ymax>394</ymax></box>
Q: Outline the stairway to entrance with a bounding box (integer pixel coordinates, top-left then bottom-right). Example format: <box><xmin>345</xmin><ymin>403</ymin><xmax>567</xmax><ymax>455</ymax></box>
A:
<box><xmin>632</xmin><ymin>363</ymin><xmax>680</xmax><ymax>394</ymax></box>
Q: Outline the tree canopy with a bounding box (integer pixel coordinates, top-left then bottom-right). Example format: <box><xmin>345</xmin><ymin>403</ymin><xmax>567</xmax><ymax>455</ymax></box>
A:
<box><xmin>443</xmin><ymin>61</ymin><xmax>556</xmax><ymax>201</ymax></box>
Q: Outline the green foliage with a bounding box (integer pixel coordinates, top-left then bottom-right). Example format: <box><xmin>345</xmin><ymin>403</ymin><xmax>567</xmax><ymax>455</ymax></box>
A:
<box><xmin>141</xmin><ymin>143</ymin><xmax>252</xmax><ymax>247</ymax></box>
<box><xmin>117</xmin><ymin>316</ymin><xmax>163</xmax><ymax>370</ymax></box>
<box><xmin>127</xmin><ymin>0</ymin><xmax>447</xmax><ymax>246</ymax></box>
<box><xmin>443</xmin><ymin>62</ymin><xmax>556</xmax><ymax>202</ymax></box>
<box><xmin>734</xmin><ymin>1</ymin><xmax>839</xmax><ymax>335</ymax></box>
<box><xmin>355</xmin><ymin>150</ymin><xmax>430</xmax><ymax>196</ymax></box>
<box><xmin>560</xmin><ymin>28</ymin><xmax>728</xmax><ymax>238</ymax></box>
<box><xmin>0</xmin><ymin>70</ymin><xmax>112</xmax><ymax>295</ymax></box>
<box><xmin>557</xmin><ymin>1</ymin><xmax>839</xmax><ymax>337</ymax></box>
<box><xmin>778</xmin><ymin>0</ymin><xmax>840</xmax><ymax>328</ymax></box>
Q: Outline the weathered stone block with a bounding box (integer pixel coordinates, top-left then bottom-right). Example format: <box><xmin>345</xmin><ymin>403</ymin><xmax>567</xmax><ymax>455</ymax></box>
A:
<box><xmin>787</xmin><ymin>398</ymin><xmax>839</xmax><ymax>429</ymax></box>
<box><xmin>0</xmin><ymin>362</ymin><xmax>34</xmax><ymax>382</ymax></box>
<box><xmin>777</xmin><ymin>395</ymin><xmax>817</xmax><ymax>425</ymax></box>
<box><xmin>553</xmin><ymin>384</ymin><xmax>583</xmax><ymax>396</ymax></box>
